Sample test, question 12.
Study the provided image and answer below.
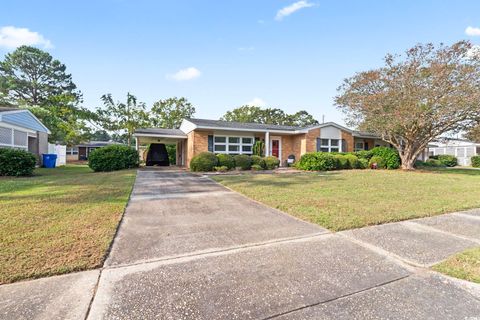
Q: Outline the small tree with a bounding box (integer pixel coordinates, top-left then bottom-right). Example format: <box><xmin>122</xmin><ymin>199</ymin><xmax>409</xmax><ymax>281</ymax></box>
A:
<box><xmin>96</xmin><ymin>93</ymin><xmax>149</xmax><ymax>146</ymax></box>
<box><xmin>335</xmin><ymin>41</ymin><xmax>480</xmax><ymax>170</ymax></box>
<box><xmin>150</xmin><ymin>97</ymin><xmax>196</xmax><ymax>128</ymax></box>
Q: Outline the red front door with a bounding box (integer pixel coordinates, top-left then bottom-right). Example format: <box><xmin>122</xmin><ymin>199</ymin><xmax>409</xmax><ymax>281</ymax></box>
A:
<box><xmin>271</xmin><ymin>140</ymin><xmax>280</xmax><ymax>158</ymax></box>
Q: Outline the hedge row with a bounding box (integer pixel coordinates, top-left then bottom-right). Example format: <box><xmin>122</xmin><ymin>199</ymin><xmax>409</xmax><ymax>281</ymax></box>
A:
<box><xmin>295</xmin><ymin>147</ymin><xmax>401</xmax><ymax>171</ymax></box>
<box><xmin>0</xmin><ymin>148</ymin><xmax>37</xmax><ymax>176</ymax></box>
<box><xmin>190</xmin><ymin>152</ymin><xmax>280</xmax><ymax>172</ymax></box>
<box><xmin>429</xmin><ymin>155</ymin><xmax>457</xmax><ymax>167</ymax></box>
<box><xmin>471</xmin><ymin>155</ymin><xmax>480</xmax><ymax>168</ymax></box>
<box><xmin>88</xmin><ymin>145</ymin><xmax>139</xmax><ymax>172</ymax></box>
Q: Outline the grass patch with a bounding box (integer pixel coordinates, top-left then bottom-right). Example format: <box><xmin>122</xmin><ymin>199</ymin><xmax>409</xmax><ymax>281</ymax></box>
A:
<box><xmin>212</xmin><ymin>168</ymin><xmax>480</xmax><ymax>231</ymax></box>
<box><xmin>433</xmin><ymin>247</ymin><xmax>480</xmax><ymax>283</ymax></box>
<box><xmin>0</xmin><ymin>165</ymin><xmax>136</xmax><ymax>284</ymax></box>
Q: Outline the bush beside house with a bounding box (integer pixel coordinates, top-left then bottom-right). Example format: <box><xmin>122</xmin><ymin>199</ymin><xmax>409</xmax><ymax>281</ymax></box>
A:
<box><xmin>0</xmin><ymin>149</ymin><xmax>37</xmax><ymax>176</ymax></box>
<box><xmin>471</xmin><ymin>156</ymin><xmax>480</xmax><ymax>168</ymax></box>
<box><xmin>190</xmin><ymin>152</ymin><xmax>219</xmax><ymax>172</ymax></box>
<box><xmin>88</xmin><ymin>145</ymin><xmax>139</xmax><ymax>172</ymax></box>
<box><xmin>430</xmin><ymin>155</ymin><xmax>458</xmax><ymax>167</ymax></box>
<box><xmin>189</xmin><ymin>152</ymin><xmax>282</xmax><ymax>172</ymax></box>
<box><xmin>216</xmin><ymin>154</ymin><xmax>235</xmax><ymax>169</ymax></box>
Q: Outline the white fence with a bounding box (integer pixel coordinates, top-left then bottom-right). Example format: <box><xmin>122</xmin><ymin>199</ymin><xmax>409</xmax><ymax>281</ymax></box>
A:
<box><xmin>48</xmin><ymin>144</ymin><xmax>67</xmax><ymax>166</ymax></box>
<box><xmin>430</xmin><ymin>145</ymin><xmax>479</xmax><ymax>166</ymax></box>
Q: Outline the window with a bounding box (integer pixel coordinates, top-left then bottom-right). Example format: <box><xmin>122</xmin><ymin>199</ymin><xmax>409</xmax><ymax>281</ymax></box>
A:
<box><xmin>13</xmin><ymin>130</ymin><xmax>27</xmax><ymax>147</ymax></box>
<box><xmin>213</xmin><ymin>135</ymin><xmax>254</xmax><ymax>155</ymax></box>
<box><xmin>0</xmin><ymin>127</ymin><xmax>12</xmax><ymax>145</ymax></box>
<box><xmin>319</xmin><ymin>138</ymin><xmax>341</xmax><ymax>153</ymax></box>
<box><xmin>67</xmin><ymin>147</ymin><xmax>79</xmax><ymax>155</ymax></box>
<box><xmin>354</xmin><ymin>142</ymin><xmax>364</xmax><ymax>152</ymax></box>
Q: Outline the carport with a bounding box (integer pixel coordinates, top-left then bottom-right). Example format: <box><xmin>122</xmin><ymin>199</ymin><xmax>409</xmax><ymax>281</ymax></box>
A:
<box><xmin>133</xmin><ymin>128</ymin><xmax>187</xmax><ymax>166</ymax></box>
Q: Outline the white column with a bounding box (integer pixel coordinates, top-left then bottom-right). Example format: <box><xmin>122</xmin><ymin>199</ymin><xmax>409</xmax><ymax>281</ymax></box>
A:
<box><xmin>135</xmin><ymin>137</ymin><xmax>138</xmax><ymax>151</ymax></box>
<box><xmin>265</xmin><ymin>131</ymin><xmax>270</xmax><ymax>156</ymax></box>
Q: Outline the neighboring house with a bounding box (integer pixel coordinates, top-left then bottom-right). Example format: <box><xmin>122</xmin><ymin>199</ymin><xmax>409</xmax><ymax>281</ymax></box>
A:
<box><xmin>134</xmin><ymin>118</ymin><xmax>391</xmax><ymax>168</ymax></box>
<box><xmin>429</xmin><ymin>137</ymin><xmax>480</xmax><ymax>166</ymax></box>
<box><xmin>0</xmin><ymin>106</ymin><xmax>51</xmax><ymax>164</ymax></box>
<box><xmin>67</xmin><ymin>141</ymin><xmax>120</xmax><ymax>161</ymax></box>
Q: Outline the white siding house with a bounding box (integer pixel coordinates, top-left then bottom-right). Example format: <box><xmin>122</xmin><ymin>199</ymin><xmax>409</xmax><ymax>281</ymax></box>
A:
<box><xmin>429</xmin><ymin>138</ymin><xmax>480</xmax><ymax>166</ymax></box>
<box><xmin>0</xmin><ymin>107</ymin><xmax>51</xmax><ymax>164</ymax></box>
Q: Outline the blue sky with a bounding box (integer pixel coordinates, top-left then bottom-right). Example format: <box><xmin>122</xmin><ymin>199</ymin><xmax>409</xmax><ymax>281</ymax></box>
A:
<box><xmin>1</xmin><ymin>0</ymin><xmax>480</xmax><ymax>125</ymax></box>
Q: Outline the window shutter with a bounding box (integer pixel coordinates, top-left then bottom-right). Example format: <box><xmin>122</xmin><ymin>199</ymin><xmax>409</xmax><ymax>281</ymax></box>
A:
<box><xmin>341</xmin><ymin>139</ymin><xmax>347</xmax><ymax>152</ymax></box>
<box><xmin>208</xmin><ymin>135</ymin><xmax>214</xmax><ymax>152</ymax></box>
<box><xmin>316</xmin><ymin>138</ymin><xmax>321</xmax><ymax>152</ymax></box>
<box><xmin>365</xmin><ymin>142</ymin><xmax>369</xmax><ymax>150</ymax></box>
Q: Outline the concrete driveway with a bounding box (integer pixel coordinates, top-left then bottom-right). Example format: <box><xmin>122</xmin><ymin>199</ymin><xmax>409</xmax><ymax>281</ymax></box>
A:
<box><xmin>1</xmin><ymin>167</ymin><xmax>480</xmax><ymax>319</ymax></box>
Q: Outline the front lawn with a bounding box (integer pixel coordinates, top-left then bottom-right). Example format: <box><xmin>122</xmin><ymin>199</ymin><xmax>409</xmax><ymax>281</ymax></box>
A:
<box><xmin>433</xmin><ymin>247</ymin><xmax>480</xmax><ymax>284</ymax></box>
<box><xmin>212</xmin><ymin>168</ymin><xmax>480</xmax><ymax>231</ymax></box>
<box><xmin>0</xmin><ymin>165</ymin><xmax>136</xmax><ymax>284</ymax></box>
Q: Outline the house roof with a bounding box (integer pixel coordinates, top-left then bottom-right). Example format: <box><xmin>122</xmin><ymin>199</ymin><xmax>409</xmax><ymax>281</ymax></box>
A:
<box><xmin>0</xmin><ymin>106</ymin><xmax>51</xmax><ymax>134</ymax></box>
<box><xmin>134</xmin><ymin>128</ymin><xmax>187</xmax><ymax>137</ymax></box>
<box><xmin>77</xmin><ymin>141</ymin><xmax>122</xmax><ymax>147</ymax></box>
<box><xmin>185</xmin><ymin>118</ymin><xmax>303</xmax><ymax>132</ymax></box>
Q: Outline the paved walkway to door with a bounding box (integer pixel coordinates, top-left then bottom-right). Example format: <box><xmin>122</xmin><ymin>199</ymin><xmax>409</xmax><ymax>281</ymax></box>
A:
<box><xmin>1</xmin><ymin>167</ymin><xmax>480</xmax><ymax>319</ymax></box>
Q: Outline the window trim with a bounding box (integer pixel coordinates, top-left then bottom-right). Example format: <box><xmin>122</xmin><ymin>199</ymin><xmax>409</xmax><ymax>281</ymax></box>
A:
<box><xmin>319</xmin><ymin>138</ymin><xmax>340</xmax><ymax>153</ymax></box>
<box><xmin>213</xmin><ymin>134</ymin><xmax>254</xmax><ymax>155</ymax></box>
<box><xmin>354</xmin><ymin>141</ymin><xmax>365</xmax><ymax>152</ymax></box>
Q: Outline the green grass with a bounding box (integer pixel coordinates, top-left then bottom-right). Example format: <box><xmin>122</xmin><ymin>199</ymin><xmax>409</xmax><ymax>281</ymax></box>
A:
<box><xmin>212</xmin><ymin>168</ymin><xmax>480</xmax><ymax>231</ymax></box>
<box><xmin>0</xmin><ymin>165</ymin><xmax>136</xmax><ymax>284</ymax></box>
<box><xmin>433</xmin><ymin>247</ymin><xmax>480</xmax><ymax>283</ymax></box>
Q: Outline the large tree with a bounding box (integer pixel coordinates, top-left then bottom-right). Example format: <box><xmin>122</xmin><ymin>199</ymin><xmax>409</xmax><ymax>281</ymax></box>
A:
<box><xmin>335</xmin><ymin>41</ymin><xmax>480</xmax><ymax>170</ymax></box>
<box><xmin>0</xmin><ymin>46</ymin><xmax>91</xmax><ymax>145</ymax></box>
<box><xmin>465</xmin><ymin>124</ymin><xmax>480</xmax><ymax>142</ymax></box>
<box><xmin>0</xmin><ymin>45</ymin><xmax>80</xmax><ymax>105</ymax></box>
<box><xmin>96</xmin><ymin>93</ymin><xmax>149</xmax><ymax>146</ymax></box>
<box><xmin>150</xmin><ymin>97</ymin><xmax>195</xmax><ymax>128</ymax></box>
<box><xmin>221</xmin><ymin>105</ymin><xmax>318</xmax><ymax>127</ymax></box>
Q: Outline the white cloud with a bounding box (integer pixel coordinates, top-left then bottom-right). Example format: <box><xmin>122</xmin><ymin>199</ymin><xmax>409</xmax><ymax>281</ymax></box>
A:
<box><xmin>465</xmin><ymin>26</ymin><xmax>480</xmax><ymax>36</ymax></box>
<box><xmin>246</xmin><ymin>97</ymin><xmax>266</xmax><ymax>106</ymax></box>
<box><xmin>0</xmin><ymin>26</ymin><xmax>52</xmax><ymax>49</ymax></box>
<box><xmin>166</xmin><ymin>67</ymin><xmax>201</xmax><ymax>81</ymax></box>
<box><xmin>275</xmin><ymin>1</ymin><xmax>315</xmax><ymax>21</ymax></box>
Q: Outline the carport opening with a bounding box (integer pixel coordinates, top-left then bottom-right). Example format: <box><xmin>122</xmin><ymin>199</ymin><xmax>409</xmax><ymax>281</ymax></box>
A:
<box><xmin>134</xmin><ymin>131</ymin><xmax>186</xmax><ymax>167</ymax></box>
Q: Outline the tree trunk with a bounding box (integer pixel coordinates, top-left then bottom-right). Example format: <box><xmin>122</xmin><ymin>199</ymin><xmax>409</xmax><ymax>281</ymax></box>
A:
<box><xmin>400</xmin><ymin>156</ymin><xmax>416</xmax><ymax>170</ymax></box>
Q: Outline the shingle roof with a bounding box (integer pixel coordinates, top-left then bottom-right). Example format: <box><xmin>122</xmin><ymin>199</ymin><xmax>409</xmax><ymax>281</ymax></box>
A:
<box><xmin>187</xmin><ymin>118</ymin><xmax>303</xmax><ymax>131</ymax></box>
<box><xmin>77</xmin><ymin>141</ymin><xmax>122</xmax><ymax>147</ymax></box>
<box><xmin>135</xmin><ymin>128</ymin><xmax>187</xmax><ymax>136</ymax></box>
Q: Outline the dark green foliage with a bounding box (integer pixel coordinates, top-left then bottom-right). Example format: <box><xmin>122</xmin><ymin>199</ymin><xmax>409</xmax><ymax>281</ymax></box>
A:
<box><xmin>334</xmin><ymin>154</ymin><xmax>349</xmax><ymax>169</ymax></box>
<box><xmin>0</xmin><ymin>148</ymin><xmax>36</xmax><ymax>176</ymax></box>
<box><xmin>369</xmin><ymin>156</ymin><xmax>386</xmax><ymax>169</ymax></box>
<box><xmin>253</xmin><ymin>140</ymin><xmax>265</xmax><ymax>157</ymax></box>
<box><xmin>431</xmin><ymin>155</ymin><xmax>457</xmax><ymax>167</ymax></box>
<box><xmin>214</xmin><ymin>166</ymin><xmax>229</xmax><ymax>172</ymax></box>
<box><xmin>415</xmin><ymin>159</ymin><xmax>445</xmax><ymax>168</ymax></box>
<box><xmin>296</xmin><ymin>152</ymin><xmax>338</xmax><ymax>171</ymax></box>
<box><xmin>88</xmin><ymin>145</ymin><xmax>139</xmax><ymax>172</ymax></box>
<box><xmin>166</xmin><ymin>144</ymin><xmax>176</xmax><ymax>165</ymax></box>
<box><xmin>358</xmin><ymin>158</ymin><xmax>369</xmax><ymax>169</ymax></box>
<box><xmin>370</xmin><ymin>147</ymin><xmax>400</xmax><ymax>169</ymax></box>
<box><xmin>233</xmin><ymin>154</ymin><xmax>252</xmax><ymax>170</ymax></box>
<box><xmin>344</xmin><ymin>154</ymin><xmax>360</xmax><ymax>169</ymax></box>
<box><xmin>264</xmin><ymin>156</ymin><xmax>280</xmax><ymax>170</ymax></box>
<box><xmin>251</xmin><ymin>164</ymin><xmax>264</xmax><ymax>171</ymax></box>
<box><xmin>471</xmin><ymin>156</ymin><xmax>480</xmax><ymax>168</ymax></box>
<box><xmin>251</xmin><ymin>155</ymin><xmax>266</xmax><ymax>169</ymax></box>
<box><xmin>216</xmin><ymin>154</ymin><xmax>235</xmax><ymax>169</ymax></box>
<box><xmin>190</xmin><ymin>152</ymin><xmax>218</xmax><ymax>172</ymax></box>
<box><xmin>354</xmin><ymin>150</ymin><xmax>373</xmax><ymax>160</ymax></box>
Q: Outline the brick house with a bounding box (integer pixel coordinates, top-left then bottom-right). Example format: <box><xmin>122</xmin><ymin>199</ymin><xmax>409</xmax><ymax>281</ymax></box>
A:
<box><xmin>134</xmin><ymin>118</ymin><xmax>391</xmax><ymax>168</ymax></box>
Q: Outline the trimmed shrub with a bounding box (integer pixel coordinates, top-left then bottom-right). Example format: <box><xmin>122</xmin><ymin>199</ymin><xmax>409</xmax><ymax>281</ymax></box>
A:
<box><xmin>358</xmin><ymin>158</ymin><xmax>369</xmax><ymax>169</ymax></box>
<box><xmin>296</xmin><ymin>152</ymin><xmax>338</xmax><ymax>171</ymax></box>
<box><xmin>253</xmin><ymin>140</ymin><xmax>265</xmax><ymax>157</ymax></box>
<box><xmin>355</xmin><ymin>150</ymin><xmax>373</xmax><ymax>160</ymax></box>
<box><xmin>88</xmin><ymin>145</ymin><xmax>139</xmax><ymax>172</ymax></box>
<box><xmin>190</xmin><ymin>152</ymin><xmax>219</xmax><ymax>172</ymax></box>
<box><xmin>214</xmin><ymin>166</ymin><xmax>229</xmax><ymax>172</ymax></box>
<box><xmin>234</xmin><ymin>154</ymin><xmax>252</xmax><ymax>170</ymax></box>
<box><xmin>264</xmin><ymin>156</ymin><xmax>280</xmax><ymax>170</ymax></box>
<box><xmin>251</xmin><ymin>164</ymin><xmax>264</xmax><ymax>171</ymax></box>
<box><xmin>417</xmin><ymin>159</ymin><xmax>445</xmax><ymax>168</ymax></box>
<box><xmin>435</xmin><ymin>155</ymin><xmax>457</xmax><ymax>167</ymax></box>
<box><xmin>345</xmin><ymin>154</ymin><xmax>360</xmax><ymax>169</ymax></box>
<box><xmin>216</xmin><ymin>154</ymin><xmax>235</xmax><ymax>169</ymax></box>
<box><xmin>370</xmin><ymin>147</ymin><xmax>400</xmax><ymax>169</ymax></box>
<box><xmin>471</xmin><ymin>155</ymin><xmax>480</xmax><ymax>168</ymax></box>
<box><xmin>0</xmin><ymin>148</ymin><xmax>36</xmax><ymax>176</ymax></box>
<box><xmin>334</xmin><ymin>154</ymin><xmax>349</xmax><ymax>169</ymax></box>
<box><xmin>251</xmin><ymin>155</ymin><xmax>266</xmax><ymax>169</ymax></box>
<box><xmin>369</xmin><ymin>156</ymin><xmax>386</xmax><ymax>169</ymax></box>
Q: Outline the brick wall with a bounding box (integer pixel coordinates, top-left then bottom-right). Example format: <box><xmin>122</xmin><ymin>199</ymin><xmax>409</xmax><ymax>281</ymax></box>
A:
<box><xmin>186</xmin><ymin>130</ymin><xmax>210</xmax><ymax>167</ymax></box>
<box><xmin>305</xmin><ymin>128</ymin><xmax>320</xmax><ymax>153</ymax></box>
<box><xmin>341</xmin><ymin>130</ymin><xmax>354</xmax><ymax>152</ymax></box>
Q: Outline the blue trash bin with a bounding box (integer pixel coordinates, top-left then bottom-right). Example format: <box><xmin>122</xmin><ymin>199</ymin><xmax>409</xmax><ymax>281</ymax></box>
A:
<box><xmin>42</xmin><ymin>154</ymin><xmax>57</xmax><ymax>168</ymax></box>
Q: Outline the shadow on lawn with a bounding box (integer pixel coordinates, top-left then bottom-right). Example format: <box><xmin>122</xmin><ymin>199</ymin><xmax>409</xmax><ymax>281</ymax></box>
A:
<box><xmin>418</xmin><ymin>167</ymin><xmax>480</xmax><ymax>176</ymax></box>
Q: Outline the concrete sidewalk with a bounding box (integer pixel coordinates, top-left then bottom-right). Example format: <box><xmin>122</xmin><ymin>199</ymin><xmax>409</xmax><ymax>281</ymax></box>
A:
<box><xmin>1</xmin><ymin>168</ymin><xmax>480</xmax><ymax>319</ymax></box>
